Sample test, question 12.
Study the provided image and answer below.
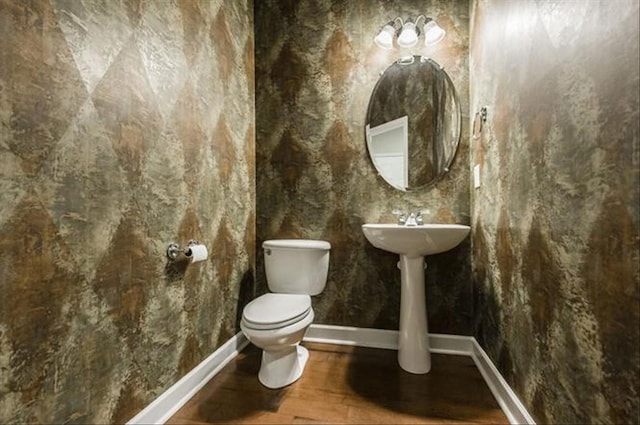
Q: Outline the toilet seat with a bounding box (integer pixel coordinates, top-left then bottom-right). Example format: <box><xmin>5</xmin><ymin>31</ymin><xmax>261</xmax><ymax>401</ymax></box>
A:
<box><xmin>242</xmin><ymin>293</ymin><xmax>311</xmax><ymax>330</ymax></box>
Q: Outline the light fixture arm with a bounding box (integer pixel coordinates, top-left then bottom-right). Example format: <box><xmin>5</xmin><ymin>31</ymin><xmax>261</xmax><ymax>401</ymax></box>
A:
<box><xmin>392</xmin><ymin>17</ymin><xmax>404</xmax><ymax>31</ymax></box>
<box><xmin>415</xmin><ymin>15</ymin><xmax>426</xmax><ymax>29</ymax></box>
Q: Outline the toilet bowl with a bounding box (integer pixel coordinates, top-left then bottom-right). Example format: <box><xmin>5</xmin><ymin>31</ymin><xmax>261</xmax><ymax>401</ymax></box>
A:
<box><xmin>240</xmin><ymin>294</ymin><xmax>315</xmax><ymax>388</ymax></box>
<box><xmin>240</xmin><ymin>239</ymin><xmax>330</xmax><ymax>389</ymax></box>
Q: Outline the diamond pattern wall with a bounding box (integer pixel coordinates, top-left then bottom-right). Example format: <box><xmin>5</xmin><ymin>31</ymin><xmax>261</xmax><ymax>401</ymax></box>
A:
<box><xmin>470</xmin><ymin>0</ymin><xmax>640</xmax><ymax>423</ymax></box>
<box><xmin>255</xmin><ymin>0</ymin><xmax>472</xmax><ymax>332</ymax></box>
<box><xmin>3</xmin><ymin>0</ymin><xmax>637</xmax><ymax>423</ymax></box>
<box><xmin>0</xmin><ymin>0</ymin><xmax>254</xmax><ymax>422</ymax></box>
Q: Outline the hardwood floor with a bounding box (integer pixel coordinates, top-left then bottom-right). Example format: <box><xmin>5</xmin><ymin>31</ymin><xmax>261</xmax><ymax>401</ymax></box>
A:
<box><xmin>167</xmin><ymin>343</ymin><xmax>509</xmax><ymax>424</ymax></box>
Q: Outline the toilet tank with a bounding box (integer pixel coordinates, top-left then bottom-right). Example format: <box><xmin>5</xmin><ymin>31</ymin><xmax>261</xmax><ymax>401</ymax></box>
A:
<box><xmin>263</xmin><ymin>239</ymin><xmax>331</xmax><ymax>295</ymax></box>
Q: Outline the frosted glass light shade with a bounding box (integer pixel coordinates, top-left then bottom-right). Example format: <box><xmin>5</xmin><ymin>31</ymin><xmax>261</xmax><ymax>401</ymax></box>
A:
<box><xmin>397</xmin><ymin>22</ymin><xmax>418</xmax><ymax>47</ymax></box>
<box><xmin>424</xmin><ymin>20</ymin><xmax>446</xmax><ymax>45</ymax></box>
<box><xmin>374</xmin><ymin>25</ymin><xmax>395</xmax><ymax>49</ymax></box>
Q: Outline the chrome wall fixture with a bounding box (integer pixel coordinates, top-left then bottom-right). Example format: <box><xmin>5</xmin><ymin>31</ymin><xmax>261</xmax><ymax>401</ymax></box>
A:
<box><xmin>166</xmin><ymin>240</ymin><xmax>200</xmax><ymax>260</ymax></box>
<box><xmin>472</xmin><ymin>106</ymin><xmax>488</xmax><ymax>139</ymax></box>
<box><xmin>374</xmin><ymin>15</ymin><xmax>445</xmax><ymax>49</ymax></box>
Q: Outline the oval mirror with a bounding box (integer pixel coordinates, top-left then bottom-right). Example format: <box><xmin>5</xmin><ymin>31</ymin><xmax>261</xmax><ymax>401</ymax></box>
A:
<box><xmin>365</xmin><ymin>56</ymin><xmax>461</xmax><ymax>191</ymax></box>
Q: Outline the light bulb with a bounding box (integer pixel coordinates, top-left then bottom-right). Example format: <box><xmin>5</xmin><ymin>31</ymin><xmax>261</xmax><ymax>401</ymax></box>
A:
<box><xmin>397</xmin><ymin>22</ymin><xmax>418</xmax><ymax>47</ymax></box>
<box><xmin>374</xmin><ymin>25</ymin><xmax>395</xmax><ymax>49</ymax></box>
<box><xmin>424</xmin><ymin>20</ymin><xmax>446</xmax><ymax>45</ymax></box>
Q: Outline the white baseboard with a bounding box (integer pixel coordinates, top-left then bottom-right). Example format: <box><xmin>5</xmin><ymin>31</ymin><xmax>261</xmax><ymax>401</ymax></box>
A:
<box><xmin>470</xmin><ymin>339</ymin><xmax>536</xmax><ymax>425</ymax></box>
<box><xmin>127</xmin><ymin>332</ymin><xmax>249</xmax><ymax>425</ymax></box>
<box><xmin>131</xmin><ymin>324</ymin><xmax>534</xmax><ymax>425</ymax></box>
<box><xmin>305</xmin><ymin>324</ymin><xmax>535</xmax><ymax>425</ymax></box>
<box><xmin>304</xmin><ymin>324</ymin><xmax>399</xmax><ymax>349</ymax></box>
<box><xmin>304</xmin><ymin>323</ymin><xmax>474</xmax><ymax>355</ymax></box>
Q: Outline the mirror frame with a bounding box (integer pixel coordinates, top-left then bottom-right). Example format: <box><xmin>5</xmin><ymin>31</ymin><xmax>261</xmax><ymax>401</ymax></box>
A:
<box><xmin>365</xmin><ymin>56</ymin><xmax>462</xmax><ymax>191</ymax></box>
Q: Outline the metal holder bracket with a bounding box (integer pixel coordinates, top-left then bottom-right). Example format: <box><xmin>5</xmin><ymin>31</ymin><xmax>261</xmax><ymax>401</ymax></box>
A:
<box><xmin>166</xmin><ymin>240</ymin><xmax>199</xmax><ymax>261</ymax></box>
<box><xmin>472</xmin><ymin>106</ymin><xmax>488</xmax><ymax>139</ymax></box>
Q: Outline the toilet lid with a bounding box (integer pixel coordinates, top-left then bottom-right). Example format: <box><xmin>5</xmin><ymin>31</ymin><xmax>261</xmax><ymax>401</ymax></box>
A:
<box><xmin>263</xmin><ymin>239</ymin><xmax>331</xmax><ymax>250</ymax></box>
<box><xmin>243</xmin><ymin>293</ymin><xmax>311</xmax><ymax>329</ymax></box>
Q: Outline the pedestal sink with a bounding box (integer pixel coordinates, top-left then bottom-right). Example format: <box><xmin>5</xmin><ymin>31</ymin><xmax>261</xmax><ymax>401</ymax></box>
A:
<box><xmin>361</xmin><ymin>223</ymin><xmax>470</xmax><ymax>374</ymax></box>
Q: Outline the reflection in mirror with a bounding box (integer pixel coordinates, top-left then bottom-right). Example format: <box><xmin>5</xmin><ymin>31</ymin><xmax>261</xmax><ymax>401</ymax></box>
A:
<box><xmin>366</xmin><ymin>116</ymin><xmax>408</xmax><ymax>190</ymax></box>
<box><xmin>366</xmin><ymin>56</ymin><xmax>461</xmax><ymax>191</ymax></box>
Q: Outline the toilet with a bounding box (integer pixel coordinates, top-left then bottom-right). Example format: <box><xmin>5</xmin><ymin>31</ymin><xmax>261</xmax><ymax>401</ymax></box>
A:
<box><xmin>240</xmin><ymin>239</ymin><xmax>331</xmax><ymax>389</ymax></box>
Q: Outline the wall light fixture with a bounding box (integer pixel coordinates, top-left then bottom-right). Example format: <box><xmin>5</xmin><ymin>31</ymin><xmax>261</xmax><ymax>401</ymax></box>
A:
<box><xmin>375</xmin><ymin>15</ymin><xmax>446</xmax><ymax>49</ymax></box>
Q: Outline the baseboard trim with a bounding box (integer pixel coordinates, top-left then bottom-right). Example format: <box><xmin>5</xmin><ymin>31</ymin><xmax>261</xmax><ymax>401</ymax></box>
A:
<box><xmin>304</xmin><ymin>324</ymin><xmax>399</xmax><ymax>350</ymax></box>
<box><xmin>131</xmin><ymin>324</ymin><xmax>534</xmax><ymax>425</ymax></box>
<box><xmin>304</xmin><ymin>323</ymin><xmax>474</xmax><ymax>356</ymax></box>
<box><xmin>305</xmin><ymin>324</ymin><xmax>534</xmax><ymax>425</ymax></box>
<box><xmin>470</xmin><ymin>338</ymin><xmax>536</xmax><ymax>425</ymax></box>
<box><xmin>127</xmin><ymin>332</ymin><xmax>249</xmax><ymax>425</ymax></box>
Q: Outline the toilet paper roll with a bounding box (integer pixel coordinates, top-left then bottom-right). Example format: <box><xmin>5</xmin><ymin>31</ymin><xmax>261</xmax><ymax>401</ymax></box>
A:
<box><xmin>185</xmin><ymin>244</ymin><xmax>208</xmax><ymax>263</ymax></box>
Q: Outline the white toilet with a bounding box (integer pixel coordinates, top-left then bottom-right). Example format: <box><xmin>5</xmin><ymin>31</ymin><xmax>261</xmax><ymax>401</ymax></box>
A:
<box><xmin>240</xmin><ymin>239</ymin><xmax>330</xmax><ymax>389</ymax></box>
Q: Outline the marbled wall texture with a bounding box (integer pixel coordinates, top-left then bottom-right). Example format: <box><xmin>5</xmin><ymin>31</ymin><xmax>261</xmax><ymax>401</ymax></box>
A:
<box><xmin>470</xmin><ymin>0</ymin><xmax>640</xmax><ymax>423</ymax></box>
<box><xmin>0</xmin><ymin>0</ymin><xmax>254</xmax><ymax>422</ymax></box>
<box><xmin>255</xmin><ymin>1</ymin><xmax>472</xmax><ymax>333</ymax></box>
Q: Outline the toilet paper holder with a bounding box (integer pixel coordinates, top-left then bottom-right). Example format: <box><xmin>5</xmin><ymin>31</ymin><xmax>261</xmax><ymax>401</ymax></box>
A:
<box><xmin>166</xmin><ymin>240</ymin><xmax>200</xmax><ymax>261</ymax></box>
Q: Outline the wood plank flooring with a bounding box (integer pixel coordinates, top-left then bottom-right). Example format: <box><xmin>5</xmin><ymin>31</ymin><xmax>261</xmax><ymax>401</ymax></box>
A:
<box><xmin>168</xmin><ymin>343</ymin><xmax>509</xmax><ymax>424</ymax></box>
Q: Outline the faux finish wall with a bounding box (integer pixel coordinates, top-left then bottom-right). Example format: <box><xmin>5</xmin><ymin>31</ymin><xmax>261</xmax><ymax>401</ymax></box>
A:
<box><xmin>255</xmin><ymin>0</ymin><xmax>472</xmax><ymax>333</ymax></box>
<box><xmin>0</xmin><ymin>0</ymin><xmax>254</xmax><ymax>423</ymax></box>
<box><xmin>470</xmin><ymin>0</ymin><xmax>640</xmax><ymax>423</ymax></box>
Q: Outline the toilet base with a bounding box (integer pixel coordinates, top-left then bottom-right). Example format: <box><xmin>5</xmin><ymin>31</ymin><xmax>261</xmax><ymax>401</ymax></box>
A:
<box><xmin>258</xmin><ymin>344</ymin><xmax>309</xmax><ymax>389</ymax></box>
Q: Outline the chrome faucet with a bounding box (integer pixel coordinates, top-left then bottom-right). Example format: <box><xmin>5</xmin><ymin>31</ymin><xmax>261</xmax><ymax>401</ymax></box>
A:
<box><xmin>405</xmin><ymin>212</ymin><xmax>420</xmax><ymax>226</ymax></box>
<box><xmin>413</xmin><ymin>209</ymin><xmax>429</xmax><ymax>225</ymax></box>
<box><xmin>393</xmin><ymin>209</ymin><xmax>429</xmax><ymax>226</ymax></box>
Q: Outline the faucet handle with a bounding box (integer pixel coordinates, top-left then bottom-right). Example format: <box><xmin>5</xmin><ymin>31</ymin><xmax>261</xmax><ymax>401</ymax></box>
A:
<box><xmin>414</xmin><ymin>209</ymin><xmax>430</xmax><ymax>225</ymax></box>
<box><xmin>392</xmin><ymin>209</ymin><xmax>407</xmax><ymax>225</ymax></box>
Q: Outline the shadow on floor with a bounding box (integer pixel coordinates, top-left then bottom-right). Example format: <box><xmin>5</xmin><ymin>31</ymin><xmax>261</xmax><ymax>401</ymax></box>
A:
<box><xmin>195</xmin><ymin>345</ymin><xmax>290</xmax><ymax>423</ymax></box>
<box><xmin>184</xmin><ymin>342</ymin><xmax>506</xmax><ymax>424</ymax></box>
<box><xmin>345</xmin><ymin>344</ymin><xmax>502</xmax><ymax>423</ymax></box>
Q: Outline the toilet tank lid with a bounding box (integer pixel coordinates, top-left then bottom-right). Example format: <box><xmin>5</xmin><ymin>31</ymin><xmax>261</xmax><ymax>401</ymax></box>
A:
<box><xmin>263</xmin><ymin>239</ymin><xmax>331</xmax><ymax>250</ymax></box>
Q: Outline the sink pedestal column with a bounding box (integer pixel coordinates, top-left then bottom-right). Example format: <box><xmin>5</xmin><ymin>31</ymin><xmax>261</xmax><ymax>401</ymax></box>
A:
<box><xmin>398</xmin><ymin>255</ymin><xmax>430</xmax><ymax>374</ymax></box>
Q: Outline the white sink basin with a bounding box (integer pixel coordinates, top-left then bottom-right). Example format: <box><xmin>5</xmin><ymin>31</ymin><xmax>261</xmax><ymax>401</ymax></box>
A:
<box><xmin>361</xmin><ymin>222</ymin><xmax>470</xmax><ymax>374</ymax></box>
<box><xmin>362</xmin><ymin>224</ymin><xmax>470</xmax><ymax>258</ymax></box>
